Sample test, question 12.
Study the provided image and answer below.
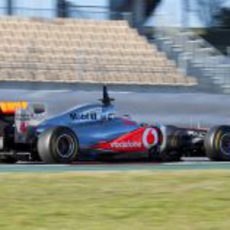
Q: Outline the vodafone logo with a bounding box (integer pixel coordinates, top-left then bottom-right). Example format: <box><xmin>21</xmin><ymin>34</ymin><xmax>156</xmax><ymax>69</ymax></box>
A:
<box><xmin>111</xmin><ymin>141</ymin><xmax>142</xmax><ymax>149</ymax></box>
<box><xmin>142</xmin><ymin>128</ymin><xmax>159</xmax><ymax>149</ymax></box>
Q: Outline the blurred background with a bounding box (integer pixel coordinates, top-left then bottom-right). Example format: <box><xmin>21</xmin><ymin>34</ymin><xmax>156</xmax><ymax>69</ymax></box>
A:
<box><xmin>0</xmin><ymin>0</ymin><xmax>229</xmax><ymax>126</ymax></box>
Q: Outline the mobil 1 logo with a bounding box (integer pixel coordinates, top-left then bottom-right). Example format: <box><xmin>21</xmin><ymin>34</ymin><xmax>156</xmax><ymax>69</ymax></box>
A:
<box><xmin>69</xmin><ymin>111</ymin><xmax>98</xmax><ymax>121</ymax></box>
<box><xmin>69</xmin><ymin>107</ymin><xmax>103</xmax><ymax>121</ymax></box>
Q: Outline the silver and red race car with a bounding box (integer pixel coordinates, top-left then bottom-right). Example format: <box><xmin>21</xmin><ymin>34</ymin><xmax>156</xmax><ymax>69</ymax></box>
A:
<box><xmin>0</xmin><ymin>86</ymin><xmax>230</xmax><ymax>163</ymax></box>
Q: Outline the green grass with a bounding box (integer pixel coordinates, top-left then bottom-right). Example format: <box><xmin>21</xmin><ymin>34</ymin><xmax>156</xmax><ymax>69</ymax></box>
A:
<box><xmin>0</xmin><ymin>171</ymin><xmax>230</xmax><ymax>230</ymax></box>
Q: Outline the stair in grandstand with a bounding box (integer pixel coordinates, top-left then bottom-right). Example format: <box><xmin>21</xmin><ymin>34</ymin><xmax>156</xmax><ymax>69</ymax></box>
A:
<box><xmin>154</xmin><ymin>28</ymin><xmax>230</xmax><ymax>94</ymax></box>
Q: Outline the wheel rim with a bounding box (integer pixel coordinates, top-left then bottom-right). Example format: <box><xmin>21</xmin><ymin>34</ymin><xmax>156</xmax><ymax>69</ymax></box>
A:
<box><xmin>56</xmin><ymin>134</ymin><xmax>75</xmax><ymax>158</ymax></box>
<box><xmin>219</xmin><ymin>133</ymin><xmax>230</xmax><ymax>156</ymax></box>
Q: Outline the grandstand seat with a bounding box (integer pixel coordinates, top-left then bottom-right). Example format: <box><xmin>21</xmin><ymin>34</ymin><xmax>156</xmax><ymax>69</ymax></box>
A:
<box><xmin>0</xmin><ymin>17</ymin><xmax>197</xmax><ymax>86</ymax></box>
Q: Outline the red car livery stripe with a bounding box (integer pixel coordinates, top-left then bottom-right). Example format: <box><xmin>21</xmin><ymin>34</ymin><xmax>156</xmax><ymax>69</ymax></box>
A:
<box><xmin>92</xmin><ymin>127</ymin><xmax>161</xmax><ymax>153</ymax></box>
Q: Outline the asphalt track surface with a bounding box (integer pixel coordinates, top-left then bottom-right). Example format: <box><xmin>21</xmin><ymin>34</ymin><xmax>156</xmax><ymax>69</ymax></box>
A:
<box><xmin>0</xmin><ymin>88</ymin><xmax>230</xmax><ymax>172</ymax></box>
<box><xmin>0</xmin><ymin>88</ymin><xmax>230</xmax><ymax>127</ymax></box>
<box><xmin>0</xmin><ymin>158</ymin><xmax>230</xmax><ymax>172</ymax></box>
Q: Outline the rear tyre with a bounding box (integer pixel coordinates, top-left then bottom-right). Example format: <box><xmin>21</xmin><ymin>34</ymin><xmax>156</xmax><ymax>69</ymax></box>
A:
<box><xmin>204</xmin><ymin>126</ymin><xmax>230</xmax><ymax>161</ymax></box>
<box><xmin>38</xmin><ymin>126</ymin><xmax>79</xmax><ymax>164</ymax></box>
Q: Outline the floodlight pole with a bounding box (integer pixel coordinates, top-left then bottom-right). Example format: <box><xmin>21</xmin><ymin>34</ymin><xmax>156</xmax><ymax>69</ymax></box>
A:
<box><xmin>6</xmin><ymin>0</ymin><xmax>13</xmax><ymax>15</ymax></box>
<box><xmin>181</xmin><ymin>0</ymin><xmax>190</xmax><ymax>28</ymax></box>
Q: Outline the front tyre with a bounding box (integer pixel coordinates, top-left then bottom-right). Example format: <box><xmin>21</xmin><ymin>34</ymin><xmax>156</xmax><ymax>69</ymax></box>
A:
<box><xmin>38</xmin><ymin>126</ymin><xmax>79</xmax><ymax>163</ymax></box>
<box><xmin>159</xmin><ymin>150</ymin><xmax>182</xmax><ymax>162</ymax></box>
<box><xmin>148</xmin><ymin>146</ymin><xmax>161</xmax><ymax>162</ymax></box>
<box><xmin>205</xmin><ymin>126</ymin><xmax>230</xmax><ymax>161</ymax></box>
<box><xmin>159</xmin><ymin>126</ymin><xmax>183</xmax><ymax>162</ymax></box>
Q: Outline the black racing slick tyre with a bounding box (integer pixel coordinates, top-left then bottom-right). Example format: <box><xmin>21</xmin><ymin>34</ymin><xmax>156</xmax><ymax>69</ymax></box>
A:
<box><xmin>204</xmin><ymin>126</ymin><xmax>230</xmax><ymax>161</ymax></box>
<box><xmin>160</xmin><ymin>150</ymin><xmax>182</xmax><ymax>162</ymax></box>
<box><xmin>38</xmin><ymin>126</ymin><xmax>79</xmax><ymax>164</ymax></box>
<box><xmin>159</xmin><ymin>126</ymin><xmax>184</xmax><ymax>162</ymax></box>
<box><xmin>148</xmin><ymin>146</ymin><xmax>161</xmax><ymax>162</ymax></box>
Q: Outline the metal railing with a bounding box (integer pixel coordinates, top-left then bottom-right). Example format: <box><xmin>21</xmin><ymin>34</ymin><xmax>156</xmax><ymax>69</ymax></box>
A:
<box><xmin>0</xmin><ymin>5</ymin><xmax>133</xmax><ymax>23</ymax></box>
<box><xmin>155</xmin><ymin>27</ymin><xmax>230</xmax><ymax>83</ymax></box>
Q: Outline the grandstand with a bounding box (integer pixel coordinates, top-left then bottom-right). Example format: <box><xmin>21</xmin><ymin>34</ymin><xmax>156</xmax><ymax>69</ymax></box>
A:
<box><xmin>154</xmin><ymin>27</ymin><xmax>230</xmax><ymax>93</ymax></box>
<box><xmin>0</xmin><ymin>17</ymin><xmax>196</xmax><ymax>87</ymax></box>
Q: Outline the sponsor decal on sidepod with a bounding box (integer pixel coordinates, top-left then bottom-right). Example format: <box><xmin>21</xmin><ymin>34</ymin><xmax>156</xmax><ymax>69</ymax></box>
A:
<box><xmin>142</xmin><ymin>127</ymin><xmax>159</xmax><ymax>149</ymax></box>
<box><xmin>94</xmin><ymin>127</ymin><xmax>159</xmax><ymax>152</ymax></box>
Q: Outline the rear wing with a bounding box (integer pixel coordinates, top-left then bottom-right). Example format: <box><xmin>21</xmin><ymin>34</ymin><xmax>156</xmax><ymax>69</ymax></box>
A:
<box><xmin>0</xmin><ymin>101</ymin><xmax>46</xmax><ymax>143</ymax></box>
<box><xmin>14</xmin><ymin>103</ymin><xmax>46</xmax><ymax>143</ymax></box>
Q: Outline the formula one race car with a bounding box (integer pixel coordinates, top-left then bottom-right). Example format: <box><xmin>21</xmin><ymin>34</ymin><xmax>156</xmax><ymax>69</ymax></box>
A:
<box><xmin>0</xmin><ymin>86</ymin><xmax>230</xmax><ymax>163</ymax></box>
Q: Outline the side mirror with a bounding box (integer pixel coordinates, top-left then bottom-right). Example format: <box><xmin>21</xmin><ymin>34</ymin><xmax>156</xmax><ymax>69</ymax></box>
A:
<box><xmin>31</xmin><ymin>104</ymin><xmax>46</xmax><ymax>115</ymax></box>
